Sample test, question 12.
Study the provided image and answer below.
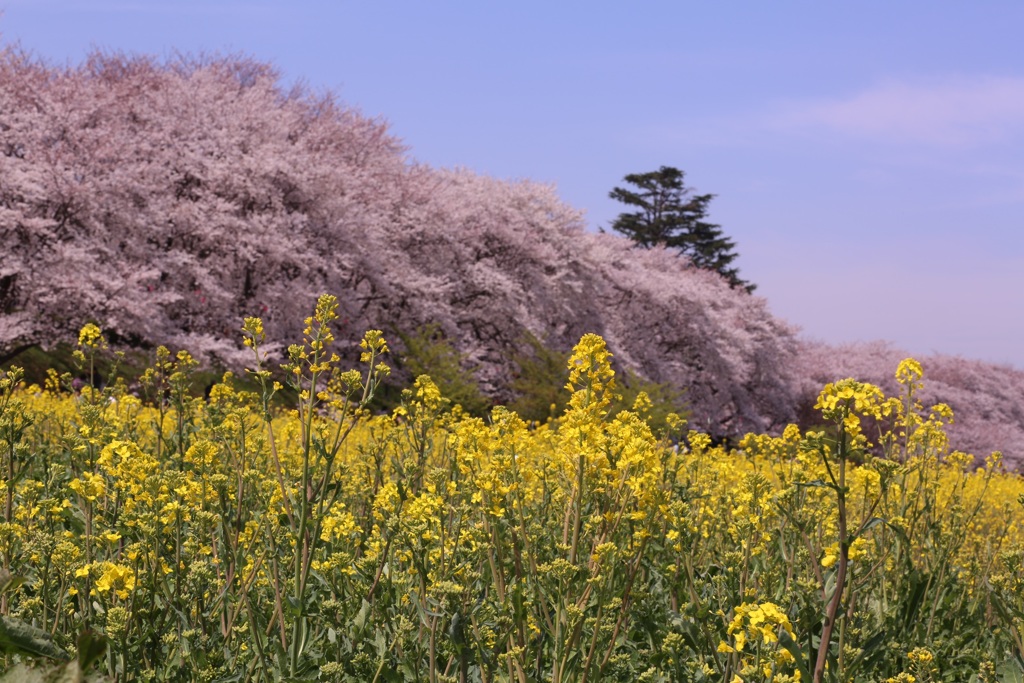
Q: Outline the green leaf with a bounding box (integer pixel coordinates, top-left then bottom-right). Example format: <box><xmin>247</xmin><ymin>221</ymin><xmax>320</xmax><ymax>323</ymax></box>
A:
<box><xmin>991</xmin><ymin>590</ymin><xmax>1024</xmax><ymax>623</ymax></box>
<box><xmin>0</xmin><ymin>614</ymin><xmax>70</xmax><ymax>660</ymax></box>
<box><xmin>285</xmin><ymin>595</ymin><xmax>302</xmax><ymax>617</ymax></box>
<box><xmin>0</xmin><ymin>570</ymin><xmax>26</xmax><ymax>596</ymax></box>
<box><xmin>901</xmin><ymin>570</ymin><xmax>930</xmax><ymax>629</ymax></box>
<box><xmin>853</xmin><ymin>516</ymin><xmax>886</xmax><ymax>539</ymax></box>
<box><xmin>778</xmin><ymin>629</ymin><xmax>811</xmax><ymax>683</ymax></box>
<box><xmin>77</xmin><ymin>629</ymin><xmax>108</xmax><ymax>672</ymax></box>
<box><xmin>997</xmin><ymin>657</ymin><xmax>1024</xmax><ymax>683</ymax></box>
<box><xmin>846</xmin><ymin>628</ymin><xmax>887</xmax><ymax>672</ymax></box>
<box><xmin>353</xmin><ymin>598</ymin><xmax>371</xmax><ymax>632</ymax></box>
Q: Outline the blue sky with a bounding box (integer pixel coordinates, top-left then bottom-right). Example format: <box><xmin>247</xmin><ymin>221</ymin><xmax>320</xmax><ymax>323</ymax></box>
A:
<box><xmin>3</xmin><ymin>1</ymin><xmax>1023</xmax><ymax>368</ymax></box>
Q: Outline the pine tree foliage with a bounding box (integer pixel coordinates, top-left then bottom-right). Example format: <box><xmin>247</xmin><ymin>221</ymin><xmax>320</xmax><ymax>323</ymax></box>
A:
<box><xmin>609</xmin><ymin>166</ymin><xmax>754</xmax><ymax>292</ymax></box>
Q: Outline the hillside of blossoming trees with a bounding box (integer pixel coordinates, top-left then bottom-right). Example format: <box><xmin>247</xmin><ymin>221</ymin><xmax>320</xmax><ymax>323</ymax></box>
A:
<box><xmin>1</xmin><ymin>49</ymin><xmax>1022</xmax><ymax>466</ymax></box>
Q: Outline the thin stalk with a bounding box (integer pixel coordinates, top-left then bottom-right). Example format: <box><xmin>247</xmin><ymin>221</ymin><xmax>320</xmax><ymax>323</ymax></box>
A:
<box><xmin>814</xmin><ymin>428</ymin><xmax>848</xmax><ymax>683</ymax></box>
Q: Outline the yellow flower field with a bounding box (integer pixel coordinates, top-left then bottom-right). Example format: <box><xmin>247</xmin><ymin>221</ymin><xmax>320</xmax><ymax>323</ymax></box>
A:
<box><xmin>0</xmin><ymin>296</ymin><xmax>1022</xmax><ymax>682</ymax></box>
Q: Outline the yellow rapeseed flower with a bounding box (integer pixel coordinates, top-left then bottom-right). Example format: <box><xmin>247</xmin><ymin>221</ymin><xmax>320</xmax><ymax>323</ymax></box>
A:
<box><xmin>95</xmin><ymin>563</ymin><xmax>136</xmax><ymax>599</ymax></box>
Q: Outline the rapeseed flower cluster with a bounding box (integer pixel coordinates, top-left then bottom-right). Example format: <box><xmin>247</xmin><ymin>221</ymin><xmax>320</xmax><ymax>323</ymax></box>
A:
<box><xmin>719</xmin><ymin>602</ymin><xmax>800</xmax><ymax>681</ymax></box>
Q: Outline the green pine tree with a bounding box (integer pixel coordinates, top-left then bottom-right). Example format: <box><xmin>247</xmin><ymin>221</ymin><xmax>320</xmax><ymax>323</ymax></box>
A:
<box><xmin>609</xmin><ymin>166</ymin><xmax>755</xmax><ymax>292</ymax></box>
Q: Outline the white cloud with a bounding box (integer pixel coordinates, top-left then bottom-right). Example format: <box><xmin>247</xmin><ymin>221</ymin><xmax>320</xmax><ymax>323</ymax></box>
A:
<box><xmin>775</xmin><ymin>76</ymin><xmax>1024</xmax><ymax>147</ymax></box>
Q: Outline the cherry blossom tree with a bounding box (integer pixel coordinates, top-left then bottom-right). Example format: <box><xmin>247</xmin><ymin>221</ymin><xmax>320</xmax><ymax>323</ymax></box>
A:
<box><xmin>2</xmin><ymin>47</ymin><xmax>1021</xmax><ymax>462</ymax></box>
<box><xmin>795</xmin><ymin>340</ymin><xmax>1024</xmax><ymax>469</ymax></box>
